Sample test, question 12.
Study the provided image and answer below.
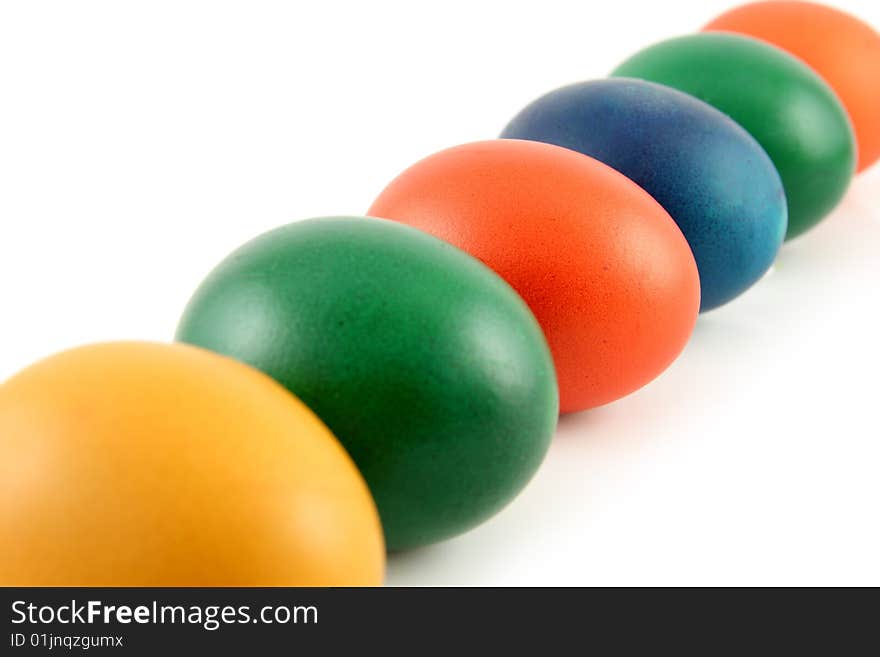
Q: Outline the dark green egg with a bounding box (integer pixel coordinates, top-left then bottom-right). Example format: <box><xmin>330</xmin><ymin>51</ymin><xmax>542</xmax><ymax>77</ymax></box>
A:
<box><xmin>176</xmin><ymin>216</ymin><xmax>559</xmax><ymax>551</ymax></box>
<box><xmin>613</xmin><ymin>32</ymin><xmax>856</xmax><ymax>240</ymax></box>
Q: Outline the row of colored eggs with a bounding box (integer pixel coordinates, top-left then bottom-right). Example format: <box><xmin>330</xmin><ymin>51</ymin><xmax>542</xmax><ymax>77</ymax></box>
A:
<box><xmin>1</xmin><ymin>2</ymin><xmax>878</xmax><ymax>585</ymax></box>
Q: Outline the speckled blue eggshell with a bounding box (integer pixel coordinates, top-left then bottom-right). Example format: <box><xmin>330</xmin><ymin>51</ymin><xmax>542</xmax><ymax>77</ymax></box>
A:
<box><xmin>501</xmin><ymin>78</ymin><xmax>787</xmax><ymax>311</ymax></box>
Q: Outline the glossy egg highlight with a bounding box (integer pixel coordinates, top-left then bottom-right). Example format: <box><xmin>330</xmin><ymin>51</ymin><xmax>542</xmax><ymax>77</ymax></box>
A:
<box><xmin>501</xmin><ymin>78</ymin><xmax>787</xmax><ymax>311</ymax></box>
<box><xmin>613</xmin><ymin>32</ymin><xmax>856</xmax><ymax>240</ymax></box>
<box><xmin>368</xmin><ymin>140</ymin><xmax>700</xmax><ymax>413</ymax></box>
<box><xmin>705</xmin><ymin>1</ymin><xmax>880</xmax><ymax>173</ymax></box>
<box><xmin>177</xmin><ymin>217</ymin><xmax>559</xmax><ymax>551</ymax></box>
<box><xmin>0</xmin><ymin>342</ymin><xmax>385</xmax><ymax>586</ymax></box>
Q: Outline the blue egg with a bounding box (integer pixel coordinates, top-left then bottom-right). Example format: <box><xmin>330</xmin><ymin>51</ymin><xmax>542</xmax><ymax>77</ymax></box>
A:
<box><xmin>501</xmin><ymin>78</ymin><xmax>787</xmax><ymax>311</ymax></box>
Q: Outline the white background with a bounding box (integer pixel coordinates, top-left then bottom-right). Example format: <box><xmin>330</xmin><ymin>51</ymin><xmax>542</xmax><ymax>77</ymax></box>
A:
<box><xmin>1</xmin><ymin>0</ymin><xmax>878</xmax><ymax>586</ymax></box>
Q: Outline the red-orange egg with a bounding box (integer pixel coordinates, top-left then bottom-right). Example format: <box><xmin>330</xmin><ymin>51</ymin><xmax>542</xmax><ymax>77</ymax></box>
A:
<box><xmin>705</xmin><ymin>1</ymin><xmax>880</xmax><ymax>173</ymax></box>
<box><xmin>369</xmin><ymin>140</ymin><xmax>700</xmax><ymax>413</ymax></box>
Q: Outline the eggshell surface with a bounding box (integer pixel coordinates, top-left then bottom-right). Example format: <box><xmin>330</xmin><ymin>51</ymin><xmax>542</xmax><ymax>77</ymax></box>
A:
<box><xmin>0</xmin><ymin>342</ymin><xmax>385</xmax><ymax>586</ymax></box>
<box><xmin>177</xmin><ymin>217</ymin><xmax>559</xmax><ymax>551</ymax></box>
<box><xmin>501</xmin><ymin>78</ymin><xmax>787</xmax><ymax>311</ymax></box>
<box><xmin>613</xmin><ymin>32</ymin><xmax>856</xmax><ymax>240</ymax></box>
<box><xmin>705</xmin><ymin>1</ymin><xmax>880</xmax><ymax>173</ymax></box>
<box><xmin>368</xmin><ymin>140</ymin><xmax>700</xmax><ymax>413</ymax></box>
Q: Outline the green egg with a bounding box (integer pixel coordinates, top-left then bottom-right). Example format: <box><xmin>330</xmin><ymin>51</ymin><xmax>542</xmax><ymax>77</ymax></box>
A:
<box><xmin>613</xmin><ymin>32</ymin><xmax>856</xmax><ymax>240</ymax></box>
<box><xmin>176</xmin><ymin>216</ymin><xmax>559</xmax><ymax>551</ymax></box>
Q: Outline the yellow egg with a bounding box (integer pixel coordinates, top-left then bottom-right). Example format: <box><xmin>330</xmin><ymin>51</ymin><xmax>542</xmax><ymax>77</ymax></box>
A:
<box><xmin>0</xmin><ymin>342</ymin><xmax>384</xmax><ymax>586</ymax></box>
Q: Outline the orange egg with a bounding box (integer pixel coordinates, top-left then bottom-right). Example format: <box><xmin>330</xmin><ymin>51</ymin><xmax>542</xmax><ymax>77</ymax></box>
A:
<box><xmin>705</xmin><ymin>1</ymin><xmax>880</xmax><ymax>172</ymax></box>
<box><xmin>369</xmin><ymin>140</ymin><xmax>700</xmax><ymax>413</ymax></box>
<box><xmin>0</xmin><ymin>342</ymin><xmax>384</xmax><ymax>586</ymax></box>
